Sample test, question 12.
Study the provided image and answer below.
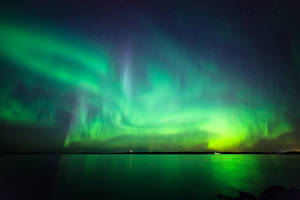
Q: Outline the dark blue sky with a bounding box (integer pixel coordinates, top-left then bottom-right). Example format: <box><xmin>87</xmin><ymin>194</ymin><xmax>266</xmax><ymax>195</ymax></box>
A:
<box><xmin>0</xmin><ymin>0</ymin><xmax>299</xmax><ymax>152</ymax></box>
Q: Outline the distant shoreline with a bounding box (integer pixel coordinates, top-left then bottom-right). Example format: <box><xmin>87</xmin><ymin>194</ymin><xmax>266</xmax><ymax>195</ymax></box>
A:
<box><xmin>1</xmin><ymin>151</ymin><xmax>300</xmax><ymax>155</ymax></box>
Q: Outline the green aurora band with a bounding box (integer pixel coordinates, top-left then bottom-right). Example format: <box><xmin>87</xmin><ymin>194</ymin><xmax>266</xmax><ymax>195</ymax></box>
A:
<box><xmin>0</xmin><ymin>24</ymin><xmax>293</xmax><ymax>151</ymax></box>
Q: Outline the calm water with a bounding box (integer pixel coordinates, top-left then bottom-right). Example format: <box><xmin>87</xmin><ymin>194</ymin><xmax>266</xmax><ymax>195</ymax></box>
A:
<box><xmin>0</xmin><ymin>155</ymin><xmax>300</xmax><ymax>200</ymax></box>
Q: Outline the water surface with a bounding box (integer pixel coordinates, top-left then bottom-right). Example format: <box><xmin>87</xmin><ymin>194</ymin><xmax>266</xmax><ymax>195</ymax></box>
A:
<box><xmin>0</xmin><ymin>154</ymin><xmax>300</xmax><ymax>199</ymax></box>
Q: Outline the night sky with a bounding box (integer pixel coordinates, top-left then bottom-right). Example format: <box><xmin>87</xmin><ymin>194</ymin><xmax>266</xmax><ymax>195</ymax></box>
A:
<box><xmin>0</xmin><ymin>0</ymin><xmax>299</xmax><ymax>152</ymax></box>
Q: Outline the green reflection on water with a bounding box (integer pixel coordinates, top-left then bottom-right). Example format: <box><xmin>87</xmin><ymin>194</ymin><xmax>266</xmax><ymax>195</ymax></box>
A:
<box><xmin>56</xmin><ymin>155</ymin><xmax>300</xmax><ymax>200</ymax></box>
<box><xmin>210</xmin><ymin>155</ymin><xmax>263</xmax><ymax>197</ymax></box>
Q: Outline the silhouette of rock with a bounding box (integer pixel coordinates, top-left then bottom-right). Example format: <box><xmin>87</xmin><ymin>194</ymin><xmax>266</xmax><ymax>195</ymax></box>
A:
<box><xmin>238</xmin><ymin>191</ymin><xmax>256</xmax><ymax>200</ymax></box>
<box><xmin>217</xmin><ymin>185</ymin><xmax>300</xmax><ymax>200</ymax></box>
<box><xmin>258</xmin><ymin>185</ymin><xmax>300</xmax><ymax>200</ymax></box>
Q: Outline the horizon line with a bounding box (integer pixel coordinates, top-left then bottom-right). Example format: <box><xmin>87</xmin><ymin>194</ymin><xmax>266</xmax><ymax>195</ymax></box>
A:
<box><xmin>1</xmin><ymin>151</ymin><xmax>300</xmax><ymax>155</ymax></box>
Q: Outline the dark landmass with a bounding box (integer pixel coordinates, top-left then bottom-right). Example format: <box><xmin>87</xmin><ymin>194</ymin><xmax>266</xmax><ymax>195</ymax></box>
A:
<box><xmin>0</xmin><ymin>151</ymin><xmax>300</xmax><ymax>155</ymax></box>
<box><xmin>218</xmin><ymin>185</ymin><xmax>300</xmax><ymax>200</ymax></box>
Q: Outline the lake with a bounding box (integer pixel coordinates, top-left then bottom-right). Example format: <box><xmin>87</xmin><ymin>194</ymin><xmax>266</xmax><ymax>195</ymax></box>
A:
<box><xmin>0</xmin><ymin>154</ymin><xmax>300</xmax><ymax>199</ymax></box>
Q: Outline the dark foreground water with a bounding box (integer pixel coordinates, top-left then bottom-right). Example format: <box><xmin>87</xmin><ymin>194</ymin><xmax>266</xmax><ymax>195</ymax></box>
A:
<box><xmin>0</xmin><ymin>155</ymin><xmax>300</xmax><ymax>200</ymax></box>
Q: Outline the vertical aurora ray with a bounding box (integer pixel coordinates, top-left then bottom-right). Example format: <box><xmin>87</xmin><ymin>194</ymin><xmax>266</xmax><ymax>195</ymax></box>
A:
<box><xmin>0</xmin><ymin>23</ymin><xmax>293</xmax><ymax>151</ymax></box>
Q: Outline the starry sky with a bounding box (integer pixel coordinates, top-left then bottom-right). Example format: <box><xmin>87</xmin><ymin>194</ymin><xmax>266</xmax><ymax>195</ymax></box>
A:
<box><xmin>0</xmin><ymin>0</ymin><xmax>299</xmax><ymax>152</ymax></box>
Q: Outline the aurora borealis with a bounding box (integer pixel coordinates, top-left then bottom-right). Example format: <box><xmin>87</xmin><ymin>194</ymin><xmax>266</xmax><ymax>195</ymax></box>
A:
<box><xmin>0</xmin><ymin>0</ymin><xmax>299</xmax><ymax>152</ymax></box>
